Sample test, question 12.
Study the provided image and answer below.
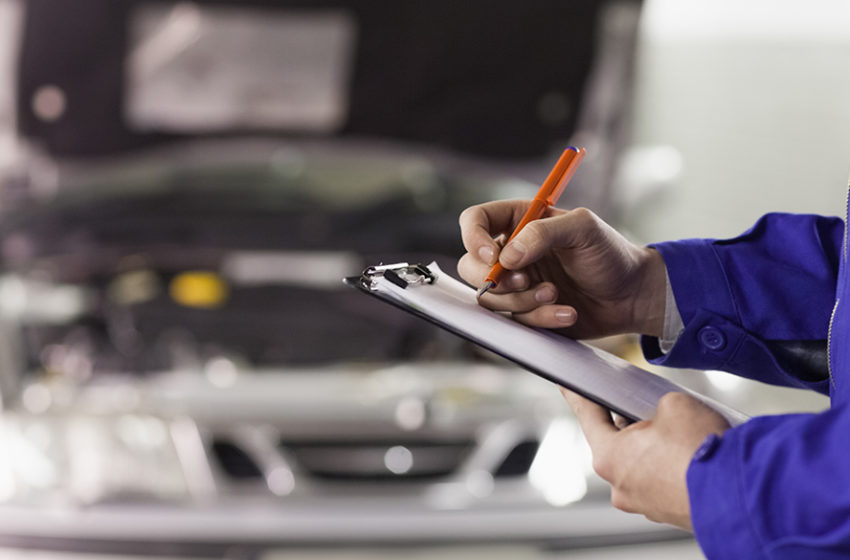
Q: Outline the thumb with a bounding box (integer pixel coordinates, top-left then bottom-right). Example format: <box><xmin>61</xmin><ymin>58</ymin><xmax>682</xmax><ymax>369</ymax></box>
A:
<box><xmin>499</xmin><ymin>207</ymin><xmax>600</xmax><ymax>270</ymax></box>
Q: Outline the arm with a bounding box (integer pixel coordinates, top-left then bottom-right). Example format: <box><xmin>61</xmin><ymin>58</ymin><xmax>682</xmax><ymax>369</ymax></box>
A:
<box><xmin>458</xmin><ymin>203</ymin><xmax>848</xmax><ymax>549</ymax></box>
<box><xmin>459</xmin><ymin>205</ymin><xmax>842</xmax><ymax>390</ymax></box>
<box><xmin>644</xmin><ymin>213</ymin><xmax>844</xmax><ymax>393</ymax></box>
<box><xmin>687</xmin><ymin>404</ymin><xmax>850</xmax><ymax>558</ymax></box>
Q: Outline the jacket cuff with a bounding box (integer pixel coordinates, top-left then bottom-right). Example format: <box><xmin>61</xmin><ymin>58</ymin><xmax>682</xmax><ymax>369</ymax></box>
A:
<box><xmin>687</xmin><ymin>431</ymin><xmax>765</xmax><ymax>559</ymax></box>
<box><xmin>650</xmin><ymin>238</ymin><xmax>738</xmax><ymax>326</ymax></box>
<box><xmin>641</xmin><ymin>309</ymin><xmax>746</xmax><ymax>370</ymax></box>
<box><xmin>641</xmin><ymin>310</ymin><xmax>831</xmax><ymax>392</ymax></box>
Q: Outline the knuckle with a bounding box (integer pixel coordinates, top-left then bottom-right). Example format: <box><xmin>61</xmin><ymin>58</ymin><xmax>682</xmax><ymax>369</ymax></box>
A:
<box><xmin>569</xmin><ymin>206</ymin><xmax>597</xmax><ymax>227</ymax></box>
<box><xmin>520</xmin><ymin>221</ymin><xmax>547</xmax><ymax>249</ymax></box>
<box><xmin>458</xmin><ymin>205</ymin><xmax>479</xmax><ymax>227</ymax></box>
<box><xmin>592</xmin><ymin>454</ymin><xmax>614</xmax><ymax>481</ymax></box>
<box><xmin>610</xmin><ymin>490</ymin><xmax>635</xmax><ymax>513</ymax></box>
<box><xmin>656</xmin><ymin>391</ymin><xmax>688</xmax><ymax>415</ymax></box>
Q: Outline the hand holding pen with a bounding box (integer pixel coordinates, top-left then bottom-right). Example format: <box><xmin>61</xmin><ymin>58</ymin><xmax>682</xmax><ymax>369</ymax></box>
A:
<box><xmin>457</xmin><ymin>146</ymin><xmax>669</xmax><ymax>340</ymax></box>
<box><xmin>477</xmin><ymin>146</ymin><xmax>586</xmax><ymax>297</ymax></box>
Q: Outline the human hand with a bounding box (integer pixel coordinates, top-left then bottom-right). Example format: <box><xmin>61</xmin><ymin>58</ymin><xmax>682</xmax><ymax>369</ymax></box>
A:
<box><xmin>457</xmin><ymin>201</ymin><xmax>667</xmax><ymax>339</ymax></box>
<box><xmin>561</xmin><ymin>389</ymin><xmax>731</xmax><ymax>530</ymax></box>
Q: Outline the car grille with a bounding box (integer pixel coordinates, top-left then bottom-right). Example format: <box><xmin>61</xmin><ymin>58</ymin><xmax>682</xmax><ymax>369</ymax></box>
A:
<box><xmin>279</xmin><ymin>438</ymin><xmax>475</xmax><ymax>482</ymax></box>
<box><xmin>211</xmin><ymin>439</ymin><xmax>265</xmax><ymax>479</ymax></box>
<box><xmin>210</xmin><ymin>433</ymin><xmax>542</xmax><ymax>488</ymax></box>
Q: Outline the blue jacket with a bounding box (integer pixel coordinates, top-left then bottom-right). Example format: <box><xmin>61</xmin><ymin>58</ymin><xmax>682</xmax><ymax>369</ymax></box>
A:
<box><xmin>641</xmin><ymin>209</ymin><xmax>850</xmax><ymax>559</ymax></box>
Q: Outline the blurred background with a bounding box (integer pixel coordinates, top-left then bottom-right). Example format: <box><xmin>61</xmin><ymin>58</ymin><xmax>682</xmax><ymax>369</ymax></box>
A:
<box><xmin>0</xmin><ymin>1</ymin><xmax>847</xmax><ymax>559</ymax></box>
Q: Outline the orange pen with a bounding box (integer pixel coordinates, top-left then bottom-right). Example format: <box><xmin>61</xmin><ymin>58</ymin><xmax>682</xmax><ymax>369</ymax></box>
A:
<box><xmin>477</xmin><ymin>145</ymin><xmax>586</xmax><ymax>298</ymax></box>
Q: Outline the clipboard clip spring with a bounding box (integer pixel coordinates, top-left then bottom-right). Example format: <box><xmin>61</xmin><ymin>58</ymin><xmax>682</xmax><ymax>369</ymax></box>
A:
<box><xmin>361</xmin><ymin>262</ymin><xmax>435</xmax><ymax>290</ymax></box>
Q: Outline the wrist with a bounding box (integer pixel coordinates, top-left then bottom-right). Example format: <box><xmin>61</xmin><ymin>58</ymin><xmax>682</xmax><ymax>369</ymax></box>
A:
<box><xmin>632</xmin><ymin>247</ymin><xmax>667</xmax><ymax>337</ymax></box>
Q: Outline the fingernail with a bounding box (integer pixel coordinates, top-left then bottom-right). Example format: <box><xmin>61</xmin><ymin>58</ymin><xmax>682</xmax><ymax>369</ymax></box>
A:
<box><xmin>555</xmin><ymin>308</ymin><xmax>576</xmax><ymax>324</ymax></box>
<box><xmin>500</xmin><ymin>240</ymin><xmax>527</xmax><ymax>267</ymax></box>
<box><xmin>478</xmin><ymin>245</ymin><xmax>495</xmax><ymax>265</ymax></box>
<box><xmin>508</xmin><ymin>272</ymin><xmax>527</xmax><ymax>289</ymax></box>
<box><xmin>535</xmin><ymin>286</ymin><xmax>556</xmax><ymax>303</ymax></box>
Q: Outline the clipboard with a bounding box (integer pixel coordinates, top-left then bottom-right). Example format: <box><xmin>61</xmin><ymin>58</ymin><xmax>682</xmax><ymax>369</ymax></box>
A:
<box><xmin>345</xmin><ymin>261</ymin><xmax>748</xmax><ymax>426</ymax></box>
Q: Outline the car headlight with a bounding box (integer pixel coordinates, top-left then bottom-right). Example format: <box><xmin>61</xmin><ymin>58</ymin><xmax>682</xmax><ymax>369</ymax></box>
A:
<box><xmin>528</xmin><ymin>418</ymin><xmax>593</xmax><ymax>507</ymax></box>
<box><xmin>0</xmin><ymin>411</ymin><xmax>193</xmax><ymax>505</ymax></box>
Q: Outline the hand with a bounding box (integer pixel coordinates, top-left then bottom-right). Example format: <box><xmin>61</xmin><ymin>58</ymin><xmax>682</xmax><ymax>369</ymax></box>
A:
<box><xmin>561</xmin><ymin>389</ymin><xmax>731</xmax><ymax>530</ymax></box>
<box><xmin>457</xmin><ymin>201</ymin><xmax>667</xmax><ymax>339</ymax></box>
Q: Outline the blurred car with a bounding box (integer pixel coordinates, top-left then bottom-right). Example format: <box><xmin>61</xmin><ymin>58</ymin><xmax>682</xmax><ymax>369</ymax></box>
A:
<box><xmin>0</xmin><ymin>140</ymin><xmax>693</xmax><ymax>558</ymax></box>
<box><xmin>0</xmin><ymin>0</ymin><xmax>723</xmax><ymax>558</ymax></box>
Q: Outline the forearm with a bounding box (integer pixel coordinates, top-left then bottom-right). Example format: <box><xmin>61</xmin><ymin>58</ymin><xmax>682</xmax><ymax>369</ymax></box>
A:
<box><xmin>688</xmin><ymin>406</ymin><xmax>850</xmax><ymax>558</ymax></box>
<box><xmin>630</xmin><ymin>247</ymin><xmax>668</xmax><ymax>338</ymax></box>
<box><xmin>642</xmin><ymin>213</ymin><xmax>843</xmax><ymax>390</ymax></box>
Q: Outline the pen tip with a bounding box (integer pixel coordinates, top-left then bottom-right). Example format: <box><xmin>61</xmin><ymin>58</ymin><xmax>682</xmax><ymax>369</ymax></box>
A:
<box><xmin>476</xmin><ymin>281</ymin><xmax>495</xmax><ymax>299</ymax></box>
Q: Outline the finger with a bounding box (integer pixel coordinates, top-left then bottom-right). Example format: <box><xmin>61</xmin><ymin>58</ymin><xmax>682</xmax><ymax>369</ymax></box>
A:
<box><xmin>459</xmin><ymin>202</ymin><xmax>532</xmax><ymax>267</ymax></box>
<box><xmin>476</xmin><ymin>282</ymin><xmax>561</xmax><ymax>314</ymax></box>
<box><xmin>511</xmin><ymin>303</ymin><xmax>578</xmax><ymax>328</ymax></box>
<box><xmin>612</xmin><ymin>413</ymin><xmax>632</xmax><ymax>430</ymax></box>
<box><xmin>457</xmin><ymin>253</ymin><xmax>531</xmax><ymax>293</ymax></box>
<box><xmin>559</xmin><ymin>387</ymin><xmax>618</xmax><ymax>450</ymax></box>
<box><xmin>655</xmin><ymin>391</ymin><xmax>731</xmax><ymax>434</ymax></box>
<box><xmin>457</xmin><ymin>251</ymin><xmax>491</xmax><ymax>287</ymax></box>
<box><xmin>499</xmin><ymin>207</ymin><xmax>602</xmax><ymax>270</ymax></box>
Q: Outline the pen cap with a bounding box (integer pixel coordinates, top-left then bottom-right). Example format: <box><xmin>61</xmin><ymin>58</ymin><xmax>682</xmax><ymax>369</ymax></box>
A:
<box><xmin>541</xmin><ymin>146</ymin><xmax>586</xmax><ymax>206</ymax></box>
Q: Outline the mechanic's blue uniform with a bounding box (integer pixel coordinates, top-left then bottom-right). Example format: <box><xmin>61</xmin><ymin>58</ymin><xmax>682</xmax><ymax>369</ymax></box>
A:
<box><xmin>641</xmin><ymin>207</ymin><xmax>850</xmax><ymax>559</ymax></box>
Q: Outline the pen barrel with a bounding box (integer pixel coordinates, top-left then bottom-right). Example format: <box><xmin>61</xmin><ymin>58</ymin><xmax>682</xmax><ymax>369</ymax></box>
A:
<box><xmin>484</xmin><ymin>261</ymin><xmax>505</xmax><ymax>285</ymax></box>
<box><xmin>543</xmin><ymin>147</ymin><xmax>585</xmax><ymax>205</ymax></box>
<box><xmin>507</xmin><ymin>198</ymin><xmax>549</xmax><ymax>243</ymax></box>
<box><xmin>485</xmin><ymin>198</ymin><xmax>549</xmax><ymax>286</ymax></box>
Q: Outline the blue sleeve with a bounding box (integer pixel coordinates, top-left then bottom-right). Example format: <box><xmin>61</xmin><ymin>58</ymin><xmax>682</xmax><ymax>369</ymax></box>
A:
<box><xmin>687</xmin><ymin>404</ymin><xmax>850</xmax><ymax>559</ymax></box>
<box><xmin>641</xmin><ymin>212</ymin><xmax>844</xmax><ymax>393</ymax></box>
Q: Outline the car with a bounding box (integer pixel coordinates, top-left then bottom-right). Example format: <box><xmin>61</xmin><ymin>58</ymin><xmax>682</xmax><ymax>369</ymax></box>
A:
<box><xmin>0</xmin><ymin>140</ymin><xmax>697</xmax><ymax>558</ymax></box>
<box><xmin>0</xmin><ymin>0</ymin><xmax>729</xmax><ymax>556</ymax></box>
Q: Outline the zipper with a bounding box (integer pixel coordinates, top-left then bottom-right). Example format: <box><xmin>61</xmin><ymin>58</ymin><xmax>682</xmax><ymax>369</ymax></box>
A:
<box><xmin>828</xmin><ymin>297</ymin><xmax>838</xmax><ymax>387</ymax></box>
<box><xmin>827</xmin><ymin>176</ymin><xmax>850</xmax><ymax>385</ymax></box>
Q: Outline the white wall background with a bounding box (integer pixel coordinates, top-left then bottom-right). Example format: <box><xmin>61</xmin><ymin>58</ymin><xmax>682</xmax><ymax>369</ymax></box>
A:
<box><xmin>0</xmin><ymin>0</ymin><xmax>22</xmax><ymax>173</ymax></box>
<box><xmin>623</xmin><ymin>0</ymin><xmax>850</xmax><ymax>243</ymax></box>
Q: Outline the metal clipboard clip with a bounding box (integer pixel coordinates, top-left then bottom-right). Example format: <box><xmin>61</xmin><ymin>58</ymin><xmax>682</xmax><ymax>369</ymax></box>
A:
<box><xmin>359</xmin><ymin>262</ymin><xmax>436</xmax><ymax>290</ymax></box>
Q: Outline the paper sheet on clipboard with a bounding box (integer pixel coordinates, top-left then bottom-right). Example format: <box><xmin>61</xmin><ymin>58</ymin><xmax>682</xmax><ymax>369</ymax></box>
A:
<box><xmin>346</xmin><ymin>261</ymin><xmax>747</xmax><ymax>426</ymax></box>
